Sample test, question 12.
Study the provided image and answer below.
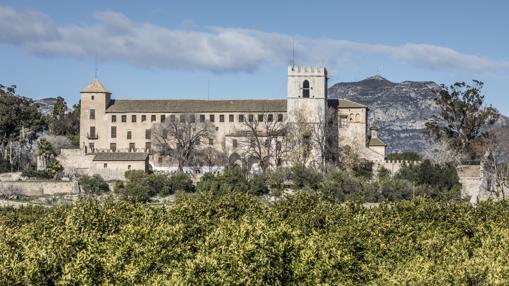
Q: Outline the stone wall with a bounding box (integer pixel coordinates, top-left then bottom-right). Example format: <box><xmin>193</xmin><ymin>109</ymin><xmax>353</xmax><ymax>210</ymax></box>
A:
<box><xmin>0</xmin><ymin>181</ymin><xmax>78</xmax><ymax>196</ymax></box>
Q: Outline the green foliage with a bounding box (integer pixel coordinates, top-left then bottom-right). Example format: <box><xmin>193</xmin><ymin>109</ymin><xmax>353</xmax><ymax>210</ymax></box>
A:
<box><xmin>119</xmin><ymin>171</ymin><xmax>194</xmax><ymax>202</ymax></box>
<box><xmin>426</xmin><ymin>80</ymin><xmax>500</xmax><ymax>159</ymax></box>
<box><xmin>395</xmin><ymin>159</ymin><xmax>460</xmax><ymax>192</ymax></box>
<box><xmin>248</xmin><ymin>173</ymin><xmax>270</xmax><ymax>196</ymax></box>
<box><xmin>351</xmin><ymin>159</ymin><xmax>374</xmax><ymax>179</ymax></box>
<box><xmin>21</xmin><ymin>169</ymin><xmax>52</xmax><ymax>179</ymax></box>
<box><xmin>197</xmin><ymin>168</ymin><xmax>249</xmax><ymax>195</ymax></box>
<box><xmin>46</xmin><ymin>159</ymin><xmax>62</xmax><ymax>178</ymax></box>
<box><xmin>79</xmin><ymin>175</ymin><xmax>110</xmax><ymax>194</ymax></box>
<box><xmin>46</xmin><ymin>99</ymin><xmax>80</xmax><ymax>146</ymax></box>
<box><xmin>386</xmin><ymin>152</ymin><xmax>422</xmax><ymax>161</ymax></box>
<box><xmin>4</xmin><ymin>194</ymin><xmax>509</xmax><ymax>284</ymax></box>
<box><xmin>290</xmin><ymin>164</ymin><xmax>323</xmax><ymax>189</ymax></box>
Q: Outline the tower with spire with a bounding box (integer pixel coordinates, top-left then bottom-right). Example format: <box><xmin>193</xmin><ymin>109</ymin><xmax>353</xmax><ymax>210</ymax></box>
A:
<box><xmin>80</xmin><ymin>79</ymin><xmax>111</xmax><ymax>153</ymax></box>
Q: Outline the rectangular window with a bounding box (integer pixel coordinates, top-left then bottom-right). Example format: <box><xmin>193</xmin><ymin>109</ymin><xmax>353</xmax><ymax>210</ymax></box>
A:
<box><xmin>258</xmin><ymin>114</ymin><xmax>264</xmax><ymax>122</ymax></box>
<box><xmin>104</xmin><ymin>163</ymin><xmax>108</xmax><ymax>168</ymax></box>
<box><xmin>89</xmin><ymin>109</ymin><xmax>95</xmax><ymax>120</ymax></box>
<box><xmin>121</xmin><ymin>115</ymin><xmax>127</xmax><ymax>123</ymax></box>
<box><xmin>210</xmin><ymin>114</ymin><xmax>215</xmax><ymax>122</ymax></box>
<box><xmin>277</xmin><ymin>114</ymin><xmax>284</xmax><ymax>122</ymax></box>
<box><xmin>141</xmin><ymin>115</ymin><xmax>147</xmax><ymax>122</ymax></box>
<box><xmin>151</xmin><ymin>115</ymin><xmax>156</xmax><ymax>122</ymax></box>
<box><xmin>88</xmin><ymin>143</ymin><xmax>94</xmax><ymax>153</ymax></box>
<box><xmin>248</xmin><ymin>114</ymin><xmax>254</xmax><ymax>122</ymax></box>
<box><xmin>180</xmin><ymin>114</ymin><xmax>185</xmax><ymax>122</ymax></box>
<box><xmin>200</xmin><ymin>114</ymin><xmax>205</xmax><ymax>122</ymax></box>
<box><xmin>220</xmin><ymin>114</ymin><xmax>225</xmax><ymax>122</ymax></box>
<box><xmin>110</xmin><ymin>143</ymin><xmax>116</xmax><ymax>152</ymax></box>
<box><xmin>340</xmin><ymin>116</ymin><xmax>348</xmax><ymax>127</ymax></box>
<box><xmin>145</xmin><ymin>142</ymin><xmax>151</xmax><ymax>153</ymax></box>
<box><xmin>127</xmin><ymin>130</ymin><xmax>132</xmax><ymax>140</ymax></box>
<box><xmin>129</xmin><ymin>143</ymin><xmax>135</xmax><ymax>152</ymax></box>
<box><xmin>229</xmin><ymin>114</ymin><xmax>234</xmax><ymax>122</ymax></box>
<box><xmin>128</xmin><ymin>165</ymin><xmax>132</xmax><ymax>170</ymax></box>
<box><xmin>111</xmin><ymin>126</ymin><xmax>117</xmax><ymax>138</ymax></box>
<box><xmin>111</xmin><ymin>115</ymin><xmax>117</xmax><ymax>123</ymax></box>
<box><xmin>170</xmin><ymin>114</ymin><xmax>176</xmax><ymax>122</ymax></box>
<box><xmin>190</xmin><ymin>114</ymin><xmax>196</xmax><ymax>123</ymax></box>
<box><xmin>145</xmin><ymin>129</ymin><xmax>151</xmax><ymax>139</ymax></box>
<box><xmin>268</xmin><ymin>114</ymin><xmax>273</xmax><ymax>122</ymax></box>
<box><xmin>131</xmin><ymin>115</ymin><xmax>136</xmax><ymax>122</ymax></box>
<box><xmin>239</xmin><ymin>114</ymin><xmax>244</xmax><ymax>122</ymax></box>
<box><xmin>233</xmin><ymin>139</ymin><xmax>238</xmax><ymax>148</ymax></box>
<box><xmin>161</xmin><ymin>115</ymin><xmax>166</xmax><ymax>122</ymax></box>
<box><xmin>89</xmin><ymin>126</ymin><xmax>96</xmax><ymax>138</ymax></box>
<box><xmin>208</xmin><ymin>138</ymin><xmax>214</xmax><ymax>145</ymax></box>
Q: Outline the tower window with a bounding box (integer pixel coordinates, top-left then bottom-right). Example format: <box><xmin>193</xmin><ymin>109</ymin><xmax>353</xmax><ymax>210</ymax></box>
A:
<box><xmin>302</xmin><ymin>80</ymin><xmax>310</xmax><ymax>98</ymax></box>
<box><xmin>141</xmin><ymin>115</ymin><xmax>146</xmax><ymax>122</ymax></box>
<box><xmin>151</xmin><ymin>115</ymin><xmax>156</xmax><ymax>122</ymax></box>
<box><xmin>111</xmin><ymin>115</ymin><xmax>116</xmax><ymax>122</ymax></box>
<box><xmin>229</xmin><ymin>114</ymin><xmax>234</xmax><ymax>122</ymax></box>
<box><xmin>121</xmin><ymin>115</ymin><xmax>127</xmax><ymax>122</ymax></box>
<box><xmin>111</xmin><ymin>126</ymin><xmax>117</xmax><ymax>138</ymax></box>
<box><xmin>127</xmin><ymin>130</ymin><xmax>132</xmax><ymax>140</ymax></box>
<box><xmin>89</xmin><ymin>109</ymin><xmax>95</xmax><ymax>120</ymax></box>
<box><xmin>220</xmin><ymin>114</ymin><xmax>225</xmax><ymax>122</ymax></box>
<box><xmin>210</xmin><ymin>114</ymin><xmax>215</xmax><ymax>122</ymax></box>
<box><xmin>131</xmin><ymin>115</ymin><xmax>136</xmax><ymax>122</ymax></box>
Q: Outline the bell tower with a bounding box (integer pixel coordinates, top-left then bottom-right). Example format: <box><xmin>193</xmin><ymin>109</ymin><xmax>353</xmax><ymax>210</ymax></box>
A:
<box><xmin>287</xmin><ymin>66</ymin><xmax>328</xmax><ymax>123</ymax></box>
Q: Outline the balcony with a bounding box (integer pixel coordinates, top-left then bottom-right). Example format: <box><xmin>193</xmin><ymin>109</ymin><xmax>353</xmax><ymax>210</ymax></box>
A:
<box><xmin>87</xmin><ymin>133</ymin><xmax>99</xmax><ymax>140</ymax></box>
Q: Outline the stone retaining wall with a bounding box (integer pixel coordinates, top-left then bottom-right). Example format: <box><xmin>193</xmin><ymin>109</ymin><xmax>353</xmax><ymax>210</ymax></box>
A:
<box><xmin>0</xmin><ymin>181</ymin><xmax>78</xmax><ymax>196</ymax></box>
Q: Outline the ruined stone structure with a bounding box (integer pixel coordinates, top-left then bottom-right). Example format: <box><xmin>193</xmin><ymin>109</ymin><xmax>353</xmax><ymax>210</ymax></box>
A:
<box><xmin>59</xmin><ymin>66</ymin><xmax>387</xmax><ymax>179</ymax></box>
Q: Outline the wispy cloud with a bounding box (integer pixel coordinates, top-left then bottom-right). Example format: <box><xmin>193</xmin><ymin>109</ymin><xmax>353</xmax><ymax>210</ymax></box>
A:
<box><xmin>1</xmin><ymin>5</ymin><xmax>508</xmax><ymax>74</ymax></box>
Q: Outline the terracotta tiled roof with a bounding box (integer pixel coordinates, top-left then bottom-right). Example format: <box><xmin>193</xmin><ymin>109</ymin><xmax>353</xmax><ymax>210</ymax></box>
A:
<box><xmin>368</xmin><ymin>137</ymin><xmax>386</xmax><ymax>146</ymax></box>
<box><xmin>105</xmin><ymin>99</ymin><xmax>287</xmax><ymax>113</ymax></box>
<box><xmin>81</xmin><ymin>79</ymin><xmax>109</xmax><ymax>93</ymax></box>
<box><xmin>93</xmin><ymin>152</ymin><xmax>148</xmax><ymax>161</ymax></box>
<box><xmin>338</xmin><ymin>99</ymin><xmax>367</xmax><ymax>109</ymax></box>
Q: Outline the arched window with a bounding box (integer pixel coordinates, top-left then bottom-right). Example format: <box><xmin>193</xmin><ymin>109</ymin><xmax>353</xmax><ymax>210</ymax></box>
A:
<box><xmin>349</xmin><ymin>113</ymin><xmax>354</xmax><ymax>121</ymax></box>
<box><xmin>302</xmin><ymin>80</ymin><xmax>310</xmax><ymax>98</ymax></box>
<box><xmin>355</xmin><ymin>113</ymin><xmax>360</xmax><ymax>122</ymax></box>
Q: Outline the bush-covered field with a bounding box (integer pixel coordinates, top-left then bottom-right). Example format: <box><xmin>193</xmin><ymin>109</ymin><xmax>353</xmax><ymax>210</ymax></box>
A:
<box><xmin>2</xmin><ymin>191</ymin><xmax>509</xmax><ymax>285</ymax></box>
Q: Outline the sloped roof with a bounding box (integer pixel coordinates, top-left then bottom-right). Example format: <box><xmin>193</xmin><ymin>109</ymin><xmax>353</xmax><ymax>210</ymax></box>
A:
<box><xmin>338</xmin><ymin>99</ymin><xmax>367</xmax><ymax>109</ymax></box>
<box><xmin>93</xmin><ymin>152</ymin><xmax>148</xmax><ymax>161</ymax></box>
<box><xmin>368</xmin><ymin>137</ymin><xmax>386</xmax><ymax>146</ymax></box>
<box><xmin>81</xmin><ymin>79</ymin><xmax>110</xmax><ymax>93</ymax></box>
<box><xmin>105</xmin><ymin>99</ymin><xmax>287</xmax><ymax>113</ymax></box>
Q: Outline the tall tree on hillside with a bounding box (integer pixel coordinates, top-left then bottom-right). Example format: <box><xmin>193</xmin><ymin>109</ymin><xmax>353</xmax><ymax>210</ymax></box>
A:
<box><xmin>47</xmin><ymin>98</ymin><xmax>80</xmax><ymax>146</ymax></box>
<box><xmin>426</xmin><ymin>80</ymin><xmax>500</xmax><ymax>160</ymax></box>
<box><xmin>152</xmin><ymin>114</ymin><xmax>215</xmax><ymax>172</ymax></box>
<box><xmin>0</xmin><ymin>84</ymin><xmax>43</xmax><ymax>169</ymax></box>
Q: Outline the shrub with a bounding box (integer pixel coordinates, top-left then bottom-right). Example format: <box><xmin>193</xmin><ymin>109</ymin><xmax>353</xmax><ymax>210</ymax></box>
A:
<box><xmin>352</xmin><ymin>159</ymin><xmax>374</xmax><ymax>179</ymax></box>
<box><xmin>21</xmin><ymin>169</ymin><xmax>52</xmax><ymax>179</ymax></box>
<box><xmin>78</xmin><ymin>175</ymin><xmax>109</xmax><ymax>194</ymax></box>
<box><xmin>290</xmin><ymin>164</ymin><xmax>322</xmax><ymax>189</ymax></box>
<box><xmin>395</xmin><ymin>159</ymin><xmax>460</xmax><ymax>192</ymax></box>
<box><xmin>169</xmin><ymin>173</ymin><xmax>194</xmax><ymax>193</ymax></box>
<box><xmin>386</xmin><ymin>152</ymin><xmax>422</xmax><ymax>161</ymax></box>
<box><xmin>248</xmin><ymin>173</ymin><xmax>270</xmax><ymax>196</ymax></box>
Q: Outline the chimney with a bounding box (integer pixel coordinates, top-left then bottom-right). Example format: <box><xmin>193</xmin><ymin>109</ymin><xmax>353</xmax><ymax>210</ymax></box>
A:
<box><xmin>370</xmin><ymin>127</ymin><xmax>378</xmax><ymax>139</ymax></box>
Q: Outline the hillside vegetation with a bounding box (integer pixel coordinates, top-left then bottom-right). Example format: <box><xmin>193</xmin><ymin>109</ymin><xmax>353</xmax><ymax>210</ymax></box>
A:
<box><xmin>2</xmin><ymin>191</ymin><xmax>509</xmax><ymax>285</ymax></box>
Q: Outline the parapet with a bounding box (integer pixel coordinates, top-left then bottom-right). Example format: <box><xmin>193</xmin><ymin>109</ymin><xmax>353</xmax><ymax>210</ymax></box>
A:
<box><xmin>288</xmin><ymin>66</ymin><xmax>327</xmax><ymax>76</ymax></box>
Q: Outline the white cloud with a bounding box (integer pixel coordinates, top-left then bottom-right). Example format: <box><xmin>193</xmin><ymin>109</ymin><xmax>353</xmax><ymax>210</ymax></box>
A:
<box><xmin>1</xmin><ymin>5</ymin><xmax>508</xmax><ymax>74</ymax></box>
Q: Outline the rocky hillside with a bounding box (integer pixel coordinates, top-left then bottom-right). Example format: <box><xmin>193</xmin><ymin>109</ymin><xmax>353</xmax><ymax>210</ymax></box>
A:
<box><xmin>329</xmin><ymin>75</ymin><xmax>509</xmax><ymax>155</ymax></box>
<box><xmin>329</xmin><ymin>75</ymin><xmax>441</xmax><ymax>154</ymax></box>
<box><xmin>35</xmin><ymin>97</ymin><xmax>58</xmax><ymax>116</ymax></box>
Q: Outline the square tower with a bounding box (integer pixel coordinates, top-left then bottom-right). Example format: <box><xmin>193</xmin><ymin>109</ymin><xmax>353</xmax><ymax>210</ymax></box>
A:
<box><xmin>287</xmin><ymin>66</ymin><xmax>328</xmax><ymax>124</ymax></box>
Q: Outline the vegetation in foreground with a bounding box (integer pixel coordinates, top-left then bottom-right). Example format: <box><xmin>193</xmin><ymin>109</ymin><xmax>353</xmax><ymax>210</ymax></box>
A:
<box><xmin>2</xmin><ymin>191</ymin><xmax>509</xmax><ymax>285</ymax></box>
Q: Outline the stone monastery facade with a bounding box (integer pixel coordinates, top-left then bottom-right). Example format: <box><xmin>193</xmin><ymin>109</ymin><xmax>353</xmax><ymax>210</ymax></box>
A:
<box><xmin>59</xmin><ymin>66</ymin><xmax>386</xmax><ymax>179</ymax></box>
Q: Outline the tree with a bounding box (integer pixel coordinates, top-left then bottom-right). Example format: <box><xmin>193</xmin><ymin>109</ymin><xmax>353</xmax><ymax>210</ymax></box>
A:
<box><xmin>309</xmin><ymin>106</ymin><xmax>338</xmax><ymax>172</ymax></box>
<box><xmin>426</xmin><ymin>81</ymin><xmax>500</xmax><ymax>160</ymax></box>
<box><xmin>238</xmin><ymin>113</ymin><xmax>287</xmax><ymax>172</ymax></box>
<box><xmin>152</xmin><ymin>114</ymin><xmax>215</xmax><ymax>172</ymax></box>
<box><xmin>0</xmin><ymin>84</ymin><xmax>43</xmax><ymax>170</ymax></box>
<box><xmin>47</xmin><ymin>98</ymin><xmax>80</xmax><ymax>146</ymax></box>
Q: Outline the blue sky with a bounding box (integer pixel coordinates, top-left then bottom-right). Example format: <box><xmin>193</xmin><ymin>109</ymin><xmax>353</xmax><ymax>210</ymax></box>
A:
<box><xmin>0</xmin><ymin>0</ymin><xmax>508</xmax><ymax>114</ymax></box>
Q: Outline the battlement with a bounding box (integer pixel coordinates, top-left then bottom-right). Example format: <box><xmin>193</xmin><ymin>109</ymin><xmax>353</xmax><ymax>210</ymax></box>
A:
<box><xmin>288</xmin><ymin>66</ymin><xmax>327</xmax><ymax>76</ymax></box>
